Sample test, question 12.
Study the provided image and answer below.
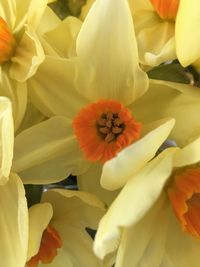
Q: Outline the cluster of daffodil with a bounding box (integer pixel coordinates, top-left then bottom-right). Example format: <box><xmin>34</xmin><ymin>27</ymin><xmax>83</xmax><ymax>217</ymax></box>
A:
<box><xmin>1</xmin><ymin>0</ymin><xmax>200</xmax><ymax>266</ymax></box>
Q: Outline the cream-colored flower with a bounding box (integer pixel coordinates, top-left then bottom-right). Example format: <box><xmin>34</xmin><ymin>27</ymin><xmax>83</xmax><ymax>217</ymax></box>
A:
<box><xmin>26</xmin><ymin>189</ymin><xmax>107</xmax><ymax>267</ymax></box>
<box><xmin>94</xmin><ymin>137</ymin><xmax>200</xmax><ymax>266</ymax></box>
<box><xmin>27</xmin><ymin>0</ymin><xmax>175</xmax><ymax>204</ymax></box>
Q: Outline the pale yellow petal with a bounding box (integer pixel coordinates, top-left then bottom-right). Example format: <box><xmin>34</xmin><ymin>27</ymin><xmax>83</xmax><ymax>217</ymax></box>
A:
<box><xmin>43</xmin><ymin>16</ymin><xmax>82</xmax><ymax>58</ymax></box>
<box><xmin>77</xmin><ymin>163</ymin><xmax>119</xmax><ymax>206</ymax></box>
<box><xmin>12</xmin><ymin>116</ymin><xmax>90</xmax><ymax>184</ymax></box>
<box><xmin>0</xmin><ymin>97</ymin><xmax>14</xmax><ymax>185</ymax></box>
<box><xmin>133</xmin><ymin>79</ymin><xmax>200</xmax><ymax>147</ymax></box>
<box><xmin>0</xmin><ymin>172</ymin><xmax>28</xmax><ymax>267</ymax></box>
<box><xmin>114</xmin><ymin>196</ymin><xmax>168</xmax><ymax>267</ymax></box>
<box><xmin>41</xmin><ymin>190</ymin><xmax>106</xmax><ymax>267</ymax></box>
<box><xmin>134</xmin><ymin>10</ymin><xmax>175</xmax><ymax>66</ymax></box>
<box><xmin>176</xmin><ymin>0</ymin><xmax>200</xmax><ymax>67</ymax></box>
<box><xmin>27</xmin><ymin>0</ymin><xmax>48</xmax><ymax>30</ymax></box>
<box><xmin>76</xmin><ymin>0</ymin><xmax>148</xmax><ymax>105</ymax></box>
<box><xmin>0</xmin><ymin>70</ymin><xmax>27</xmax><ymax>130</ymax></box>
<box><xmin>28</xmin><ymin>57</ymin><xmax>88</xmax><ymax>118</ymax></box>
<box><xmin>129</xmin><ymin>0</ymin><xmax>154</xmax><ymax>14</ymax></box>
<box><xmin>27</xmin><ymin>202</ymin><xmax>53</xmax><ymax>260</ymax></box>
<box><xmin>10</xmin><ymin>24</ymin><xmax>44</xmax><ymax>82</ymax></box>
<box><xmin>94</xmin><ymin>148</ymin><xmax>176</xmax><ymax>259</ymax></box>
<box><xmin>101</xmin><ymin>118</ymin><xmax>175</xmax><ymax>190</ymax></box>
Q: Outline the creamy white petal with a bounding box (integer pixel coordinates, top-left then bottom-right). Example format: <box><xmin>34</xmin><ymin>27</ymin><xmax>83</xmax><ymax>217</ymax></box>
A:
<box><xmin>27</xmin><ymin>0</ymin><xmax>48</xmax><ymax>30</ymax></box>
<box><xmin>12</xmin><ymin>116</ymin><xmax>90</xmax><ymax>184</ymax></box>
<box><xmin>101</xmin><ymin>118</ymin><xmax>175</xmax><ymax>190</ymax></box>
<box><xmin>76</xmin><ymin>0</ymin><xmax>148</xmax><ymax>105</ymax></box>
<box><xmin>0</xmin><ymin>172</ymin><xmax>28</xmax><ymax>267</ymax></box>
<box><xmin>94</xmin><ymin>148</ymin><xmax>176</xmax><ymax>259</ymax></box>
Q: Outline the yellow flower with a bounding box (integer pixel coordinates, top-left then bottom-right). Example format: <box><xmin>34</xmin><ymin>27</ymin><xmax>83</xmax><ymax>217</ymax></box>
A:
<box><xmin>26</xmin><ymin>189</ymin><xmax>106</xmax><ymax>267</ymax></box>
<box><xmin>27</xmin><ymin>0</ymin><xmax>175</xmax><ymax>204</ymax></box>
<box><xmin>0</xmin><ymin>0</ymin><xmax>55</xmax><ymax>129</ymax></box>
<box><xmin>94</xmin><ymin>137</ymin><xmax>200</xmax><ymax>266</ymax></box>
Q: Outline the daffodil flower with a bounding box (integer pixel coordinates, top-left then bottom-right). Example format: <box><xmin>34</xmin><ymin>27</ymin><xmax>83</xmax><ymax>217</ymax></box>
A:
<box><xmin>27</xmin><ymin>0</ymin><xmax>175</xmax><ymax>204</ymax></box>
<box><xmin>0</xmin><ymin>0</ymin><xmax>55</xmax><ymax>129</ymax></box>
<box><xmin>94</xmin><ymin>136</ymin><xmax>200</xmax><ymax>266</ymax></box>
<box><xmin>26</xmin><ymin>189</ymin><xmax>106</xmax><ymax>267</ymax></box>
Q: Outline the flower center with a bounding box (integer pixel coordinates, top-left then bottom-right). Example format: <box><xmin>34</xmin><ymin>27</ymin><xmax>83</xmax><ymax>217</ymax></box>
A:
<box><xmin>72</xmin><ymin>99</ymin><xmax>141</xmax><ymax>163</ymax></box>
<box><xmin>0</xmin><ymin>17</ymin><xmax>16</xmax><ymax>64</ymax></box>
<box><xmin>150</xmin><ymin>0</ymin><xmax>179</xmax><ymax>21</ymax></box>
<box><xmin>27</xmin><ymin>225</ymin><xmax>62</xmax><ymax>267</ymax></box>
<box><xmin>168</xmin><ymin>167</ymin><xmax>200</xmax><ymax>240</ymax></box>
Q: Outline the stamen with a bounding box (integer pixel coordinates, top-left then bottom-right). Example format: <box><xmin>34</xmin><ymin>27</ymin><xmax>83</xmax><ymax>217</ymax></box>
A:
<box><xmin>168</xmin><ymin>167</ymin><xmax>200</xmax><ymax>240</ymax></box>
<box><xmin>150</xmin><ymin>0</ymin><xmax>179</xmax><ymax>21</ymax></box>
<box><xmin>27</xmin><ymin>225</ymin><xmax>62</xmax><ymax>267</ymax></box>
<box><xmin>73</xmin><ymin>99</ymin><xmax>141</xmax><ymax>163</ymax></box>
<box><xmin>0</xmin><ymin>17</ymin><xmax>16</xmax><ymax>64</ymax></box>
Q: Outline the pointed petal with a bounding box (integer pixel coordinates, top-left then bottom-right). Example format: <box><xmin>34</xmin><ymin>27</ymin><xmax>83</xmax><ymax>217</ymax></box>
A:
<box><xmin>176</xmin><ymin>0</ymin><xmax>200</xmax><ymax>66</ymax></box>
<box><xmin>76</xmin><ymin>0</ymin><xmax>148</xmax><ymax>105</ymax></box>
<box><xmin>29</xmin><ymin>57</ymin><xmax>88</xmax><ymax>118</ymax></box>
<box><xmin>0</xmin><ymin>172</ymin><xmax>28</xmax><ymax>267</ymax></box>
<box><xmin>101</xmin><ymin>118</ymin><xmax>175</xmax><ymax>190</ymax></box>
<box><xmin>12</xmin><ymin>116</ymin><xmax>90</xmax><ymax>184</ymax></box>
<box><xmin>94</xmin><ymin>148</ymin><xmax>175</xmax><ymax>259</ymax></box>
<box><xmin>10</xmin><ymin>24</ymin><xmax>45</xmax><ymax>82</ymax></box>
<box><xmin>27</xmin><ymin>202</ymin><xmax>53</xmax><ymax>260</ymax></box>
<box><xmin>0</xmin><ymin>97</ymin><xmax>14</xmax><ymax>185</ymax></box>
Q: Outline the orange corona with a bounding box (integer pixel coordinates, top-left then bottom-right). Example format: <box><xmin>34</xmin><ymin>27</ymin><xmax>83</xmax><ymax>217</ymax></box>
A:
<box><xmin>73</xmin><ymin>99</ymin><xmax>141</xmax><ymax>163</ymax></box>
<box><xmin>168</xmin><ymin>167</ymin><xmax>200</xmax><ymax>240</ymax></box>
<box><xmin>150</xmin><ymin>0</ymin><xmax>179</xmax><ymax>21</ymax></box>
<box><xmin>0</xmin><ymin>17</ymin><xmax>16</xmax><ymax>64</ymax></box>
<box><xmin>27</xmin><ymin>225</ymin><xmax>62</xmax><ymax>267</ymax></box>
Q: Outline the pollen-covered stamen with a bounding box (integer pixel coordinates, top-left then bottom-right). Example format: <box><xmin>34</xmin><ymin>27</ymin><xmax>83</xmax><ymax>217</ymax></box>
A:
<box><xmin>27</xmin><ymin>225</ymin><xmax>62</xmax><ymax>267</ymax></box>
<box><xmin>0</xmin><ymin>17</ymin><xmax>16</xmax><ymax>64</ymax></box>
<box><xmin>97</xmin><ymin>112</ymin><xmax>125</xmax><ymax>143</ymax></box>
<box><xmin>73</xmin><ymin>99</ymin><xmax>141</xmax><ymax>163</ymax></box>
<box><xmin>150</xmin><ymin>0</ymin><xmax>179</xmax><ymax>21</ymax></box>
<box><xmin>168</xmin><ymin>167</ymin><xmax>200</xmax><ymax>240</ymax></box>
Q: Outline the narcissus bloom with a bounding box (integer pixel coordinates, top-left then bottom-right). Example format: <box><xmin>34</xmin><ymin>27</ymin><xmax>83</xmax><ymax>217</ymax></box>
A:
<box><xmin>0</xmin><ymin>0</ymin><xmax>55</xmax><ymax>129</ymax></box>
<box><xmin>28</xmin><ymin>0</ymin><xmax>175</xmax><ymax>203</ymax></box>
<box><xmin>94</xmin><ymin>137</ymin><xmax>200</xmax><ymax>266</ymax></box>
<box><xmin>26</xmin><ymin>189</ymin><xmax>106</xmax><ymax>267</ymax></box>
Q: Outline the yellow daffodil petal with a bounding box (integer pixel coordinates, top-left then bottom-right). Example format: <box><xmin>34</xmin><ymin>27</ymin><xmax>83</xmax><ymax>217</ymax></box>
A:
<box><xmin>0</xmin><ymin>70</ymin><xmax>27</xmax><ymax>130</ymax></box>
<box><xmin>10</xmin><ymin>24</ymin><xmax>44</xmax><ymax>82</ymax></box>
<box><xmin>12</xmin><ymin>116</ymin><xmax>90</xmax><ymax>184</ymax></box>
<box><xmin>27</xmin><ymin>0</ymin><xmax>48</xmax><ymax>30</ymax></box>
<box><xmin>76</xmin><ymin>0</ymin><xmax>148</xmax><ymax>105</ymax></box>
<box><xmin>44</xmin><ymin>16</ymin><xmax>82</xmax><ymax>58</ymax></box>
<box><xmin>77</xmin><ymin>163</ymin><xmax>119</xmax><ymax>206</ymax></box>
<box><xmin>27</xmin><ymin>202</ymin><xmax>53</xmax><ymax>260</ymax></box>
<box><xmin>176</xmin><ymin>0</ymin><xmax>200</xmax><ymax>67</ymax></box>
<box><xmin>134</xmin><ymin>10</ymin><xmax>175</xmax><ymax>66</ymax></box>
<box><xmin>41</xmin><ymin>190</ymin><xmax>105</xmax><ymax>267</ymax></box>
<box><xmin>0</xmin><ymin>97</ymin><xmax>14</xmax><ymax>185</ymax></box>
<box><xmin>173</xmin><ymin>136</ymin><xmax>200</xmax><ymax>167</ymax></box>
<box><xmin>114</xmin><ymin>196</ymin><xmax>168</xmax><ymax>267</ymax></box>
<box><xmin>29</xmin><ymin>57</ymin><xmax>88</xmax><ymax>118</ymax></box>
<box><xmin>0</xmin><ymin>172</ymin><xmax>28</xmax><ymax>267</ymax></box>
<box><xmin>133</xmin><ymin>79</ymin><xmax>200</xmax><ymax>147</ymax></box>
<box><xmin>94</xmin><ymin>148</ymin><xmax>176</xmax><ymax>259</ymax></box>
<box><xmin>101</xmin><ymin>118</ymin><xmax>175</xmax><ymax>190</ymax></box>
<box><xmin>129</xmin><ymin>0</ymin><xmax>154</xmax><ymax>14</ymax></box>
